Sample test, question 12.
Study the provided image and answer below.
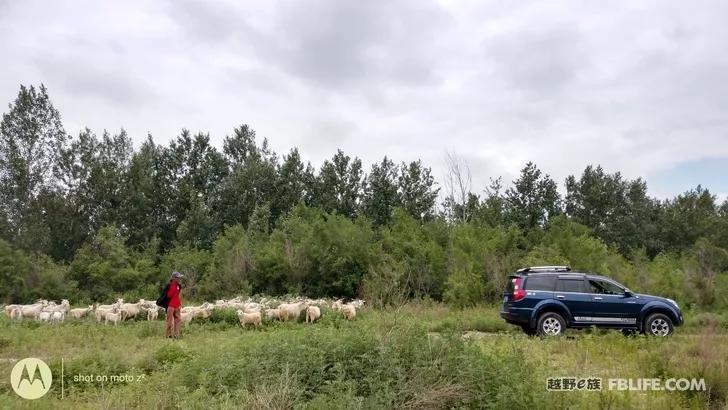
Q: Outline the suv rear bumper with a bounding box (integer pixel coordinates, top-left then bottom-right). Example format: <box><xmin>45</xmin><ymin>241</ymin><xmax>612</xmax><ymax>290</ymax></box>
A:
<box><xmin>500</xmin><ymin>307</ymin><xmax>532</xmax><ymax>325</ymax></box>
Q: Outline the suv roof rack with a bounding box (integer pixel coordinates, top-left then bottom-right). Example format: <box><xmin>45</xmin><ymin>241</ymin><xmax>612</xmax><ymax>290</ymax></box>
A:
<box><xmin>516</xmin><ymin>266</ymin><xmax>571</xmax><ymax>274</ymax></box>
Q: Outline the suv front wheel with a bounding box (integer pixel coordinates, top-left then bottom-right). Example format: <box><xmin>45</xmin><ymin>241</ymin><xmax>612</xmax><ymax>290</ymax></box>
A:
<box><xmin>537</xmin><ymin>312</ymin><xmax>566</xmax><ymax>337</ymax></box>
<box><xmin>644</xmin><ymin>313</ymin><xmax>674</xmax><ymax>337</ymax></box>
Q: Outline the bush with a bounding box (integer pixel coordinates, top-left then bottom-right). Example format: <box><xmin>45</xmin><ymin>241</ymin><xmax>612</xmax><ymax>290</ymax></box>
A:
<box><xmin>443</xmin><ymin>266</ymin><xmax>486</xmax><ymax>309</ymax></box>
<box><xmin>153</xmin><ymin>343</ymin><xmax>194</xmax><ymax>366</ymax></box>
<box><xmin>174</xmin><ymin>321</ymin><xmax>542</xmax><ymax>408</ymax></box>
<box><xmin>208</xmin><ymin>308</ymin><xmax>239</xmax><ymax>325</ymax></box>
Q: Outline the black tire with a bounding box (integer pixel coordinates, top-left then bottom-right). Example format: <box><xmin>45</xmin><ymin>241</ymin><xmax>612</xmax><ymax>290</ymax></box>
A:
<box><xmin>644</xmin><ymin>313</ymin><xmax>674</xmax><ymax>337</ymax></box>
<box><xmin>521</xmin><ymin>324</ymin><xmax>537</xmax><ymax>336</ymax></box>
<box><xmin>537</xmin><ymin>312</ymin><xmax>566</xmax><ymax>337</ymax></box>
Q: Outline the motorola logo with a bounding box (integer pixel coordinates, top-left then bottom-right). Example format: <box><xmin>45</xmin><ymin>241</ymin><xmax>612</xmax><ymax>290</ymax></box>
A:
<box><xmin>10</xmin><ymin>358</ymin><xmax>52</xmax><ymax>400</ymax></box>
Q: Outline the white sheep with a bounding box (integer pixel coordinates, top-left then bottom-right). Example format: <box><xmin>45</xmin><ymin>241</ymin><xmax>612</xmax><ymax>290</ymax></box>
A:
<box><xmin>147</xmin><ymin>306</ymin><xmax>160</xmax><ymax>321</ymax></box>
<box><xmin>278</xmin><ymin>302</ymin><xmax>306</xmax><ymax>322</ymax></box>
<box><xmin>9</xmin><ymin>307</ymin><xmax>23</xmax><ymax>320</ymax></box>
<box><xmin>4</xmin><ymin>304</ymin><xmax>21</xmax><ymax>316</ymax></box>
<box><xmin>331</xmin><ymin>299</ymin><xmax>344</xmax><ymax>311</ymax></box>
<box><xmin>51</xmin><ymin>311</ymin><xmax>65</xmax><ymax>324</ymax></box>
<box><xmin>95</xmin><ymin>302</ymin><xmax>120</xmax><ymax>322</ymax></box>
<box><xmin>180</xmin><ymin>311</ymin><xmax>194</xmax><ymax>325</ymax></box>
<box><xmin>192</xmin><ymin>306</ymin><xmax>215</xmax><ymax>319</ymax></box>
<box><xmin>342</xmin><ymin>304</ymin><xmax>356</xmax><ymax>320</ymax></box>
<box><xmin>265</xmin><ymin>308</ymin><xmax>280</xmax><ymax>321</ymax></box>
<box><xmin>38</xmin><ymin>311</ymin><xmax>52</xmax><ymax>323</ymax></box>
<box><xmin>306</xmin><ymin>306</ymin><xmax>321</xmax><ymax>323</ymax></box>
<box><xmin>69</xmin><ymin>306</ymin><xmax>94</xmax><ymax>319</ymax></box>
<box><xmin>118</xmin><ymin>300</ymin><xmax>146</xmax><ymax>320</ymax></box>
<box><xmin>105</xmin><ymin>310</ymin><xmax>122</xmax><ymax>325</ymax></box>
<box><xmin>243</xmin><ymin>302</ymin><xmax>261</xmax><ymax>312</ymax></box>
<box><xmin>43</xmin><ymin>300</ymin><xmax>71</xmax><ymax>314</ymax></box>
<box><xmin>237</xmin><ymin>310</ymin><xmax>262</xmax><ymax>327</ymax></box>
<box><xmin>20</xmin><ymin>302</ymin><xmax>47</xmax><ymax>319</ymax></box>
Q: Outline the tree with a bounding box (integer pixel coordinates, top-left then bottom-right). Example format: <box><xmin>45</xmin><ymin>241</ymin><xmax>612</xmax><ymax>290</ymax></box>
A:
<box><xmin>198</xmin><ymin>225</ymin><xmax>253</xmax><ymax>299</ymax></box>
<box><xmin>272</xmin><ymin>148</ymin><xmax>310</xmax><ymax>222</ymax></box>
<box><xmin>362</xmin><ymin>156</ymin><xmax>401</xmax><ymax>227</ymax></box>
<box><xmin>313</xmin><ymin>150</ymin><xmax>363</xmax><ymax>218</ymax></box>
<box><xmin>474</xmin><ymin>177</ymin><xmax>506</xmax><ymax>227</ymax></box>
<box><xmin>0</xmin><ymin>240</ymin><xmax>68</xmax><ymax>303</ymax></box>
<box><xmin>398</xmin><ymin>160</ymin><xmax>439</xmax><ymax>221</ymax></box>
<box><xmin>0</xmin><ymin>84</ymin><xmax>67</xmax><ymax>250</ymax></box>
<box><xmin>69</xmin><ymin>226</ymin><xmax>146</xmax><ymax>301</ymax></box>
<box><xmin>660</xmin><ymin>185</ymin><xmax>718</xmax><ymax>252</ymax></box>
<box><xmin>376</xmin><ymin>208</ymin><xmax>448</xmax><ymax>298</ymax></box>
<box><xmin>213</xmin><ymin>125</ymin><xmax>278</xmax><ymax>229</ymax></box>
<box><xmin>505</xmin><ymin>162</ymin><xmax>560</xmax><ymax>230</ymax></box>
<box><xmin>565</xmin><ymin>165</ymin><xmax>659</xmax><ymax>255</ymax></box>
<box><xmin>222</xmin><ymin>124</ymin><xmax>259</xmax><ymax>166</ymax></box>
<box><xmin>123</xmin><ymin>136</ymin><xmax>165</xmax><ymax>248</ymax></box>
<box><xmin>442</xmin><ymin>152</ymin><xmax>472</xmax><ymax>223</ymax></box>
<box><xmin>160</xmin><ymin>244</ymin><xmax>211</xmax><ymax>300</ymax></box>
<box><xmin>248</xmin><ymin>201</ymin><xmax>272</xmax><ymax>242</ymax></box>
<box><xmin>0</xmin><ymin>239</ymin><xmax>31</xmax><ymax>303</ymax></box>
<box><xmin>61</xmin><ymin>128</ymin><xmax>134</xmax><ymax>232</ymax></box>
<box><xmin>158</xmin><ymin>130</ymin><xmax>228</xmax><ymax>248</ymax></box>
<box><xmin>176</xmin><ymin>194</ymin><xmax>219</xmax><ymax>250</ymax></box>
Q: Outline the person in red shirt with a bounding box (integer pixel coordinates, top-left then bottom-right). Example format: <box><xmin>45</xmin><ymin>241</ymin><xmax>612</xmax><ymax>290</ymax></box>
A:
<box><xmin>165</xmin><ymin>271</ymin><xmax>183</xmax><ymax>339</ymax></box>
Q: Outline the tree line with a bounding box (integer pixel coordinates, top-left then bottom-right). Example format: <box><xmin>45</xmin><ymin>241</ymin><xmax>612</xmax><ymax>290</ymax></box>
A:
<box><xmin>1</xmin><ymin>84</ymin><xmax>727</xmax><ymax>308</ymax></box>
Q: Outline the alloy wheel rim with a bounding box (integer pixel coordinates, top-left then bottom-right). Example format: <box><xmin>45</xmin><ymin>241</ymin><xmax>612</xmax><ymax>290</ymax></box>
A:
<box><xmin>542</xmin><ymin>317</ymin><xmax>561</xmax><ymax>335</ymax></box>
<box><xmin>650</xmin><ymin>318</ymin><xmax>669</xmax><ymax>336</ymax></box>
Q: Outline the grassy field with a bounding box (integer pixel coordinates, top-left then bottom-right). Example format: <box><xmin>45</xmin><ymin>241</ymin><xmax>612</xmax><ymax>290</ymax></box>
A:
<box><xmin>1</xmin><ymin>304</ymin><xmax>727</xmax><ymax>409</ymax></box>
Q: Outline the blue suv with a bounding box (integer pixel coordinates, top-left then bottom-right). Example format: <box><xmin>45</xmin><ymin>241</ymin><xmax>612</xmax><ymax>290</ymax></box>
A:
<box><xmin>500</xmin><ymin>266</ymin><xmax>683</xmax><ymax>337</ymax></box>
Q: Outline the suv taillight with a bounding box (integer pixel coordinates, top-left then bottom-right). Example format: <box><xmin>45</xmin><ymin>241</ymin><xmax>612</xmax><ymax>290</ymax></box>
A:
<box><xmin>513</xmin><ymin>277</ymin><xmax>526</xmax><ymax>302</ymax></box>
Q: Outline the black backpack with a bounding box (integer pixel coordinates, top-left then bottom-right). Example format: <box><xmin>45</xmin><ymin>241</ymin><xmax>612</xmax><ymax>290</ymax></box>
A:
<box><xmin>156</xmin><ymin>282</ymin><xmax>170</xmax><ymax>308</ymax></box>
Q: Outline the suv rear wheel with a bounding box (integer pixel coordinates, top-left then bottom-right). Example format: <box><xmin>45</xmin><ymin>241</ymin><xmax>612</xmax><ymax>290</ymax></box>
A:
<box><xmin>537</xmin><ymin>312</ymin><xmax>565</xmax><ymax>337</ymax></box>
<box><xmin>644</xmin><ymin>313</ymin><xmax>674</xmax><ymax>337</ymax></box>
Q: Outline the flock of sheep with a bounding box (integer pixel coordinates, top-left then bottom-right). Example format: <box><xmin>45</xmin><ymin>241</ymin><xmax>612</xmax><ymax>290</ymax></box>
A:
<box><xmin>2</xmin><ymin>296</ymin><xmax>365</xmax><ymax>328</ymax></box>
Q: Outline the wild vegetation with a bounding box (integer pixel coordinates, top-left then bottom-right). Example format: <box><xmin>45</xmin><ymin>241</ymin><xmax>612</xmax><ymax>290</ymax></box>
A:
<box><xmin>1</xmin><ymin>84</ymin><xmax>727</xmax><ymax>310</ymax></box>
<box><xmin>1</xmin><ymin>305</ymin><xmax>727</xmax><ymax>409</ymax></box>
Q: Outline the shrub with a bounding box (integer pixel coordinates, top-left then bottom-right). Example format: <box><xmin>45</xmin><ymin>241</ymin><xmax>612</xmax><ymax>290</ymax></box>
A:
<box><xmin>153</xmin><ymin>343</ymin><xmax>194</xmax><ymax>366</ymax></box>
<box><xmin>174</xmin><ymin>321</ymin><xmax>542</xmax><ymax>407</ymax></box>
<box><xmin>208</xmin><ymin>308</ymin><xmax>239</xmax><ymax>325</ymax></box>
<box><xmin>443</xmin><ymin>266</ymin><xmax>486</xmax><ymax>309</ymax></box>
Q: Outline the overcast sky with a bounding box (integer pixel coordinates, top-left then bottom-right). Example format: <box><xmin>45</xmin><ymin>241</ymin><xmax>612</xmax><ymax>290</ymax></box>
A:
<box><xmin>1</xmin><ymin>0</ymin><xmax>727</xmax><ymax>201</ymax></box>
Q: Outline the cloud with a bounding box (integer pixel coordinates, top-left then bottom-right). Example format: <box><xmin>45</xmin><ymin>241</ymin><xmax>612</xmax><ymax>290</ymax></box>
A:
<box><xmin>33</xmin><ymin>51</ymin><xmax>152</xmax><ymax>106</ymax></box>
<box><xmin>0</xmin><ymin>0</ymin><xmax>727</xmax><ymax>198</ymax></box>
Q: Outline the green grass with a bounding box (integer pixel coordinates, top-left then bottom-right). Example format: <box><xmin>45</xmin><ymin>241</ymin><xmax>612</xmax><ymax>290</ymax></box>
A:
<box><xmin>0</xmin><ymin>305</ymin><xmax>726</xmax><ymax>409</ymax></box>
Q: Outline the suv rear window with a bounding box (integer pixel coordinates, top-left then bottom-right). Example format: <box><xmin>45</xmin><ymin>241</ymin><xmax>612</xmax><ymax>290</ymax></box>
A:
<box><xmin>525</xmin><ymin>276</ymin><xmax>556</xmax><ymax>291</ymax></box>
<box><xmin>556</xmin><ymin>278</ymin><xmax>586</xmax><ymax>293</ymax></box>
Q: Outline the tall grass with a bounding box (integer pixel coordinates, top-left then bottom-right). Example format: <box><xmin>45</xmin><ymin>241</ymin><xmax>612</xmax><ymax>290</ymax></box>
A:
<box><xmin>0</xmin><ymin>305</ymin><xmax>726</xmax><ymax>409</ymax></box>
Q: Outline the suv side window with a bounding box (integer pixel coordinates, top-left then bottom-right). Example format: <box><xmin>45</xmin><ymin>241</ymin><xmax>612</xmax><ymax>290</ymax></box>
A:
<box><xmin>588</xmin><ymin>279</ymin><xmax>623</xmax><ymax>295</ymax></box>
<box><xmin>556</xmin><ymin>278</ymin><xmax>586</xmax><ymax>293</ymax></box>
<box><xmin>525</xmin><ymin>276</ymin><xmax>556</xmax><ymax>291</ymax></box>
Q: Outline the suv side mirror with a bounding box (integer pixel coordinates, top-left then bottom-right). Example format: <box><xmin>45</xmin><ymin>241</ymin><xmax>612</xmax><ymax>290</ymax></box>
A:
<box><xmin>624</xmin><ymin>289</ymin><xmax>633</xmax><ymax>297</ymax></box>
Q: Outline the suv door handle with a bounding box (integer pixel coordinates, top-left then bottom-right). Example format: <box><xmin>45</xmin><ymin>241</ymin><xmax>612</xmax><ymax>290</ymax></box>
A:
<box><xmin>594</xmin><ymin>296</ymin><xmax>603</xmax><ymax>300</ymax></box>
<box><xmin>556</xmin><ymin>295</ymin><xmax>565</xmax><ymax>299</ymax></box>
